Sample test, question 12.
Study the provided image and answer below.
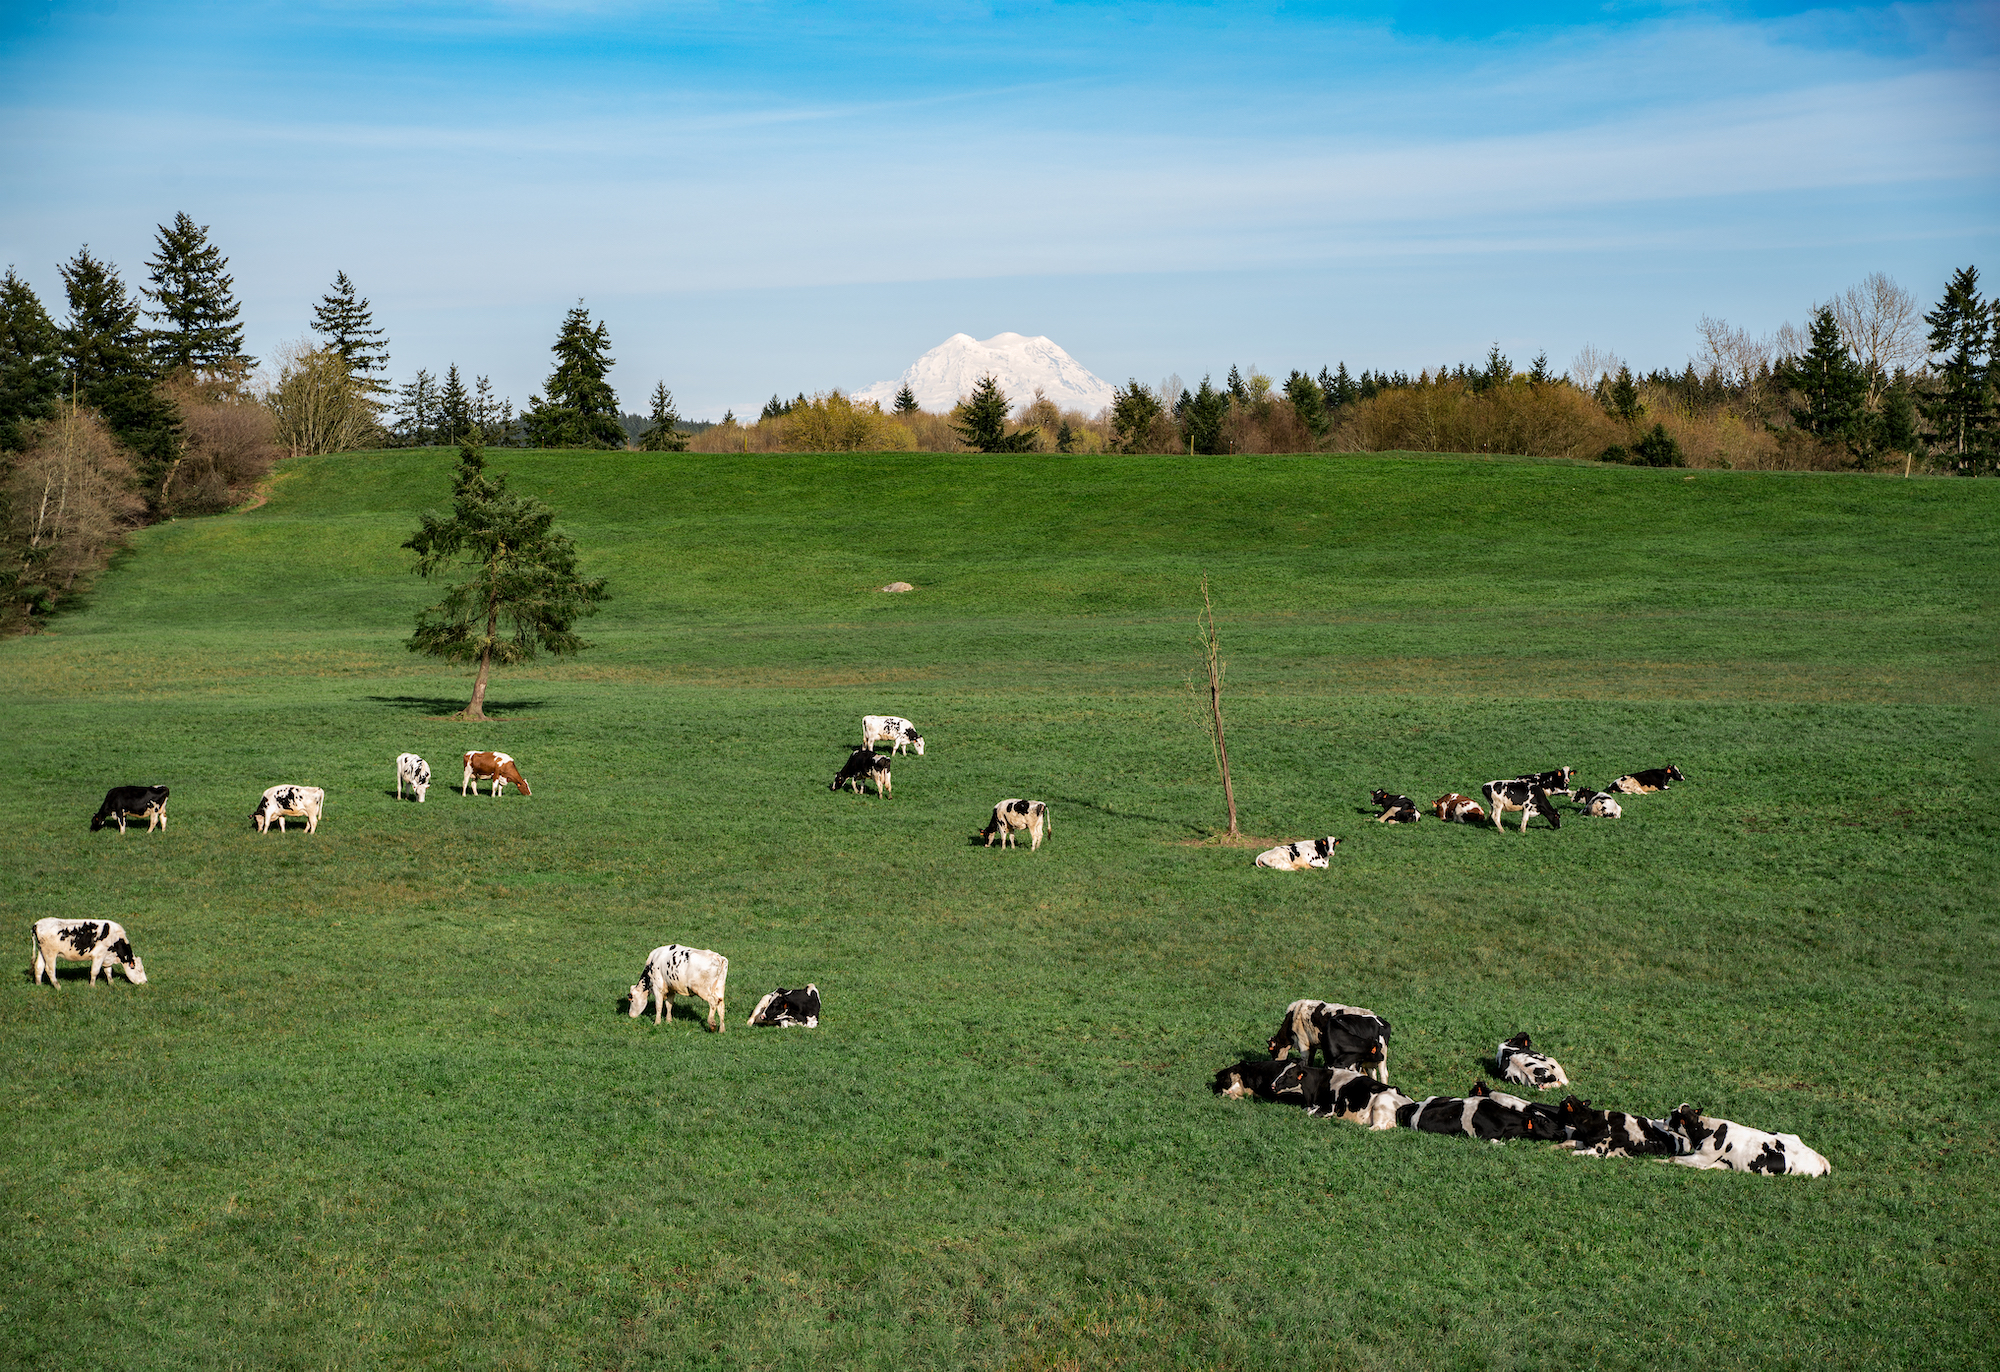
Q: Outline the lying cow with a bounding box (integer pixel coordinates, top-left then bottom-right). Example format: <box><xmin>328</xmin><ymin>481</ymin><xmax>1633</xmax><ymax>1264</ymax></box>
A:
<box><xmin>861</xmin><ymin>714</ymin><xmax>925</xmax><ymax>756</ymax></box>
<box><xmin>1481</xmin><ymin>779</ymin><xmax>1562</xmax><ymax>833</ymax></box>
<box><xmin>32</xmin><ymin>918</ymin><xmax>147</xmax><ymax>987</ymax></box>
<box><xmin>1254</xmin><ymin>836</ymin><xmax>1339</xmax><ymax>870</ymax></box>
<box><xmin>1268</xmin><ymin>999</ymin><xmax>1392</xmax><ymax>1082</ymax></box>
<box><xmin>1370</xmin><ymin>789</ymin><xmax>1419</xmax><ymax>824</ymax></box>
<box><xmin>1299</xmin><ymin>1068</ymin><xmax>1414</xmax><ymax>1129</ymax></box>
<box><xmin>1515</xmin><ymin>767</ymin><xmax>1576</xmax><ymax>794</ymax></box>
<box><xmin>1432</xmin><ymin>793</ymin><xmax>1486</xmax><ymax>824</ymax></box>
<box><xmin>1663</xmin><ymin>1104</ymin><xmax>1831</xmax><ymax>1176</ymax></box>
<box><xmin>831</xmin><ymin>747</ymin><xmax>892</xmax><ymax>798</ymax></box>
<box><xmin>1468</xmin><ymin>1079</ymin><xmax>1562</xmax><ymax>1134</ymax></box>
<box><xmin>91</xmin><ymin>785</ymin><xmax>169</xmax><ymax>833</ymax></box>
<box><xmin>396</xmin><ymin>753</ymin><xmax>431</xmax><ymax>803</ymax></box>
<box><xmin>628</xmin><ymin>944</ymin><xmax>728</xmax><ymax>1030</ymax></box>
<box><xmin>1569</xmin><ymin>787</ymin><xmax>1622</xmax><ymax>818</ymax></box>
<box><xmin>747</xmin><ymin>984</ymin><xmax>821</xmax><ymax>1028</ymax></box>
<box><xmin>982</xmin><ymin>798</ymin><xmax>1049</xmax><ymax>849</ymax></box>
<box><xmin>1556</xmin><ymin>1096</ymin><xmax>1684</xmax><ymax>1158</ymax></box>
<box><xmin>1496</xmin><ymin>1032</ymin><xmax>1570</xmax><ymax>1090</ymax></box>
<box><xmin>1211</xmin><ymin>1058</ymin><xmax>1309</xmax><ymax>1102</ymax></box>
<box><xmin>1396</xmin><ymin>1094</ymin><xmax>1550</xmax><ymax>1142</ymax></box>
<box><xmin>463</xmin><ymin>751</ymin><xmax>530</xmax><ymax>798</ymax></box>
<box><xmin>1609</xmin><ymin>765</ymin><xmax>1685</xmax><ymax>794</ymax></box>
<box><xmin>252</xmin><ymin>785</ymin><xmax>324</xmax><ymax>834</ymax></box>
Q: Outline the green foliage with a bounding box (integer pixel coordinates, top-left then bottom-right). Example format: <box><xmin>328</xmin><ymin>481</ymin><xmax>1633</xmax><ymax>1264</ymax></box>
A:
<box><xmin>58</xmin><ymin>245</ymin><xmax>180</xmax><ymax>499</ymax></box>
<box><xmin>1783</xmin><ymin>306</ymin><xmax>1869</xmax><ymax>451</ymax></box>
<box><xmin>1225</xmin><ymin>364</ymin><xmax>1247</xmax><ymax>405</ymax></box>
<box><xmin>436</xmin><ymin>364</ymin><xmax>473</xmax><ymax>446</ymax></box>
<box><xmin>0</xmin><ymin>267</ymin><xmax>63</xmax><ymax>453</ymax></box>
<box><xmin>521</xmin><ymin>303</ymin><xmax>624</xmax><ymax>450</ymax></box>
<box><xmin>309</xmin><ymin>270</ymin><xmax>390</xmax><ymax>397</ymax></box>
<box><xmin>1284</xmin><ymin>369</ymin><xmax>1328</xmax><ymax>437</ymax></box>
<box><xmin>893</xmin><ymin>383</ymin><xmax>919</xmax><ymax>415</ymax></box>
<box><xmin>393</xmin><ymin>367</ymin><xmax>438</xmax><ymax>446</ymax></box>
<box><xmin>1607</xmin><ymin>364</ymin><xmax>1643</xmax><ymax>421</ymax></box>
<box><xmin>1055</xmin><ymin>418</ymin><xmax>1076</xmax><ymax>452</ymax></box>
<box><xmin>951</xmin><ymin>373</ymin><xmax>1037</xmax><ymax>453</ymax></box>
<box><xmin>1184</xmin><ymin>375</ymin><xmax>1228</xmax><ymax>454</ymax></box>
<box><xmin>1108</xmin><ymin>378</ymin><xmax>1164</xmax><ymax>452</ymax></box>
<box><xmin>1631</xmin><ymin>422</ymin><xmax>1685</xmax><ymax>467</ymax></box>
<box><xmin>142</xmin><ymin>212</ymin><xmax>248</xmax><ymax>374</ymax></box>
<box><xmin>639</xmin><ymin>381</ymin><xmax>688</xmax><ymax>452</ymax></box>
<box><xmin>1919</xmin><ymin>265</ymin><xmax>1996</xmax><ymax>474</ymax></box>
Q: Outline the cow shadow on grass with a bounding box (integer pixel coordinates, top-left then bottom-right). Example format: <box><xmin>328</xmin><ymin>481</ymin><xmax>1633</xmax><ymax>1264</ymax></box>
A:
<box><xmin>364</xmin><ymin>695</ymin><xmax>551</xmax><ymax>716</ymax></box>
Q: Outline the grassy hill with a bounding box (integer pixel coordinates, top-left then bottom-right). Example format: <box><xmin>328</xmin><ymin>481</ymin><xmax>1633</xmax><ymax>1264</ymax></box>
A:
<box><xmin>3</xmin><ymin>447</ymin><xmax>1995</xmax><ymax>1369</ymax></box>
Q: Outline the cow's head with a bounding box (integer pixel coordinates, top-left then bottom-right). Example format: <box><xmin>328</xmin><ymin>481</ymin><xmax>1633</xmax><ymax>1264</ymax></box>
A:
<box><xmin>109</xmin><ymin>939</ymin><xmax>147</xmax><ymax>984</ymax></box>
<box><xmin>1503</xmin><ymin>1032</ymin><xmax>1533</xmax><ymax>1051</ymax></box>
<box><xmin>1469</xmin><ymin>1079</ymin><xmax>1492</xmax><ymax>1097</ymax></box>
<box><xmin>1315</xmin><ymin>836</ymin><xmax>1340</xmax><ymax>859</ymax></box>
<box><xmin>1555</xmin><ymin>1095</ymin><xmax>1597</xmax><ymax>1129</ymax></box>
<box><xmin>1267</xmin><ymin>1035</ymin><xmax>1289</xmax><ymax>1058</ymax></box>
<box><xmin>251</xmin><ymin>801</ymin><xmax>274</xmax><ymax>832</ymax></box>
<box><xmin>1667</xmin><ymin>1103</ymin><xmax>1711</xmax><ymax>1143</ymax></box>
<box><xmin>1666</xmin><ymin>765</ymin><xmax>1685</xmax><ymax>782</ymax></box>
<box><xmin>1370</xmin><ymin>788</ymin><xmax>1393</xmax><ymax>807</ymax></box>
<box><xmin>627</xmin><ymin>984</ymin><xmax>649</xmax><ymax>1017</ymax></box>
<box><xmin>90</xmin><ymin>812</ymin><xmax>109</xmax><ymax>832</ymax></box>
<box><xmin>910</xmin><ymin>734</ymin><xmax>925</xmax><ymax>755</ymax></box>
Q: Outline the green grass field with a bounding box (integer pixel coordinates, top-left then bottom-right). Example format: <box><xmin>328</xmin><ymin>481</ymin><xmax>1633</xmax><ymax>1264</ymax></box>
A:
<box><xmin>3</xmin><ymin>448</ymin><xmax>1995</xmax><ymax>1369</ymax></box>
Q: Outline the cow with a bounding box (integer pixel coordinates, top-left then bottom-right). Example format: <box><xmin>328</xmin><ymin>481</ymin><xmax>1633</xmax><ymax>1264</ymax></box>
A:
<box><xmin>861</xmin><ymin>715</ymin><xmax>925</xmax><ymax>757</ymax></box>
<box><xmin>746</xmin><ymin>984</ymin><xmax>821</xmax><ymax>1028</ymax></box>
<box><xmin>1481</xmin><ymin>779</ymin><xmax>1562</xmax><ymax>833</ymax></box>
<box><xmin>462</xmin><ymin>751</ymin><xmax>530</xmax><ymax>798</ymax></box>
<box><xmin>1468</xmin><ymin>1079</ymin><xmax>1562</xmax><ymax>1134</ymax></box>
<box><xmin>1555</xmin><ymin>1096</ymin><xmax>1685</xmax><ymax>1158</ymax></box>
<box><xmin>830</xmin><ymin>748</ymin><xmax>892</xmax><ymax>797</ymax></box>
<box><xmin>1298</xmin><ymin>1068</ymin><xmax>1415</xmax><ymax>1129</ymax></box>
<box><xmin>1396</xmin><ymin>1094</ymin><xmax>1551</xmax><ymax>1142</ymax></box>
<box><xmin>1432</xmin><ymin>793</ymin><xmax>1486</xmax><ymax>824</ymax></box>
<box><xmin>982</xmin><ymin>798</ymin><xmax>1049</xmax><ymax>850</ymax></box>
<box><xmin>1210</xmin><ymin>1058</ymin><xmax>1309</xmax><ymax>1102</ymax></box>
<box><xmin>1496</xmin><ymin>1032</ymin><xmax>1570</xmax><ymax>1090</ymax></box>
<box><xmin>1370</xmin><ymin>789</ymin><xmax>1420</xmax><ymax>824</ymax></box>
<box><xmin>1609</xmin><ymin>765</ymin><xmax>1685</xmax><ymax>794</ymax></box>
<box><xmin>1569</xmin><ymin>787</ymin><xmax>1622</xmax><ymax>818</ymax></box>
<box><xmin>1663</xmin><ymin>1104</ymin><xmax>1832</xmax><ymax>1176</ymax></box>
<box><xmin>252</xmin><ymin>785</ymin><xmax>324</xmax><ymax>834</ymax></box>
<box><xmin>628</xmin><ymin>944</ymin><xmax>728</xmax><ymax>1030</ymax></box>
<box><xmin>90</xmin><ymin>785</ymin><xmax>169</xmax><ymax>833</ymax></box>
<box><xmin>1267</xmin><ymin>999</ymin><xmax>1392</xmax><ymax>1082</ymax></box>
<box><xmin>1514</xmin><ymin>767</ymin><xmax>1576</xmax><ymax>794</ymax></box>
<box><xmin>32</xmin><ymin>918</ymin><xmax>147</xmax><ymax>987</ymax></box>
<box><xmin>396</xmin><ymin>753</ymin><xmax>431</xmax><ymax>803</ymax></box>
<box><xmin>1253</xmin><ymin>837</ymin><xmax>1339</xmax><ymax>870</ymax></box>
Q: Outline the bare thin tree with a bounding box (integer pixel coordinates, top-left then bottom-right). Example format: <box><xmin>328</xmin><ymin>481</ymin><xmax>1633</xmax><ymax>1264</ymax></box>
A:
<box><xmin>1569</xmin><ymin>344</ymin><xmax>1620</xmax><ymax>391</ymax></box>
<box><xmin>1830</xmin><ymin>272</ymin><xmax>1925</xmax><ymax>404</ymax></box>
<box><xmin>1190</xmin><ymin>575</ymin><xmax>1239</xmax><ymax>837</ymax></box>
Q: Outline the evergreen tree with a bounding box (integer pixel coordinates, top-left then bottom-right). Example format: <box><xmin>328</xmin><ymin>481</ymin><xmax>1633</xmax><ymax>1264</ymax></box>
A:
<box><xmin>436</xmin><ymin>364</ymin><xmax>473</xmax><ymax>444</ymax></box>
<box><xmin>1225</xmin><ymin>365</ymin><xmax>1247</xmax><ymax>405</ymax></box>
<box><xmin>520</xmin><ymin>303</ymin><xmax>623</xmax><ymax>449</ymax></box>
<box><xmin>951</xmin><ymin>374</ymin><xmax>1037</xmax><ymax>453</ymax></box>
<box><xmin>310</xmin><ymin>271</ymin><xmax>391</xmax><ymax>398</ymax></box>
<box><xmin>1183</xmin><ymin>376</ymin><xmax>1228</xmax><ymax>454</ymax></box>
<box><xmin>1055</xmin><ymin>419</ymin><xmax>1076</xmax><ymax>453</ymax></box>
<box><xmin>393</xmin><ymin>368</ymin><xmax>438</xmax><ymax>446</ymax></box>
<box><xmin>1607</xmin><ymin>365</ymin><xmax>1643</xmax><ymax>422</ymax></box>
<box><xmin>0</xmin><ymin>268</ymin><xmax>63</xmax><ymax>453</ymax></box>
<box><xmin>1529</xmin><ymin>352</ymin><xmax>1553</xmax><ymax>385</ymax></box>
<box><xmin>1630</xmin><ymin>423</ymin><xmax>1685</xmax><ymax>467</ymax></box>
<box><xmin>1878</xmin><ymin>383</ymin><xmax>1922</xmax><ymax>464</ymax></box>
<box><xmin>1108</xmin><ymin>379</ymin><xmax>1164</xmax><ymax>452</ymax></box>
<box><xmin>1783</xmin><ymin>306</ymin><xmax>1868</xmax><ymax>451</ymax></box>
<box><xmin>1283</xmin><ymin>369</ymin><xmax>1327</xmax><ymax>437</ymax></box>
<box><xmin>1918</xmin><ymin>265</ymin><xmax>1996</xmax><ymax>473</ymax></box>
<box><xmin>58</xmin><ymin>246</ymin><xmax>179</xmax><ymax>497</ymax></box>
<box><xmin>1324</xmin><ymin>362</ymin><xmax>1357</xmax><ymax>410</ymax></box>
<box><xmin>404</xmin><ymin>436</ymin><xmax>609</xmax><ymax>720</ymax></box>
<box><xmin>760</xmin><ymin>393</ymin><xmax>789</xmax><ymax>421</ymax></box>
<box><xmin>472</xmin><ymin>374</ymin><xmax>514</xmax><ymax>445</ymax></box>
<box><xmin>640</xmin><ymin>381</ymin><xmax>689</xmax><ymax>451</ymax></box>
<box><xmin>893</xmin><ymin>383</ymin><xmax>919</xmax><ymax>415</ymax></box>
<box><xmin>142</xmin><ymin>213</ymin><xmax>248</xmax><ymax>374</ymax></box>
<box><xmin>1478</xmin><ymin>343</ymin><xmax>1510</xmax><ymax>392</ymax></box>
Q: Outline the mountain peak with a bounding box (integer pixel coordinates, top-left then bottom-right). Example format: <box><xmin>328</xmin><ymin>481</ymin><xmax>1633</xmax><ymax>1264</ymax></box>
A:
<box><xmin>853</xmin><ymin>333</ymin><xmax>1116</xmax><ymax>417</ymax></box>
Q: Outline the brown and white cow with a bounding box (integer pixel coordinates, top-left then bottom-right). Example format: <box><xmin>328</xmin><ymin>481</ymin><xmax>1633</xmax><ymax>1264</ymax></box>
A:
<box><xmin>983</xmin><ymin>798</ymin><xmax>1049</xmax><ymax>850</ymax></box>
<box><xmin>628</xmin><ymin>944</ymin><xmax>728</xmax><ymax>1030</ymax></box>
<box><xmin>1609</xmin><ymin>765</ymin><xmax>1685</xmax><ymax>794</ymax></box>
<box><xmin>33</xmin><ymin>918</ymin><xmax>147</xmax><ymax>986</ymax></box>
<box><xmin>1432</xmin><ymin>793</ymin><xmax>1487</xmax><ymax>824</ymax></box>
<box><xmin>463</xmin><ymin>751</ymin><xmax>530</xmax><ymax>798</ymax></box>
<box><xmin>252</xmin><ymin>785</ymin><xmax>324</xmax><ymax>834</ymax></box>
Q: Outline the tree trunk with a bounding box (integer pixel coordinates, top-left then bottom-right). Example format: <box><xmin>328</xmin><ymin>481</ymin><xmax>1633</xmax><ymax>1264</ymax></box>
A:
<box><xmin>1199</xmin><ymin>576</ymin><xmax>1239</xmax><ymax>837</ymax></box>
<box><xmin>465</xmin><ymin>569</ymin><xmax>501</xmax><ymax>720</ymax></box>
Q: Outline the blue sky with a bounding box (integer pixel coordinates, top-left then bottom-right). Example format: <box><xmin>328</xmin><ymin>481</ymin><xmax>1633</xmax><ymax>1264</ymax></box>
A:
<box><xmin>3</xmin><ymin>1</ymin><xmax>1994</xmax><ymax>419</ymax></box>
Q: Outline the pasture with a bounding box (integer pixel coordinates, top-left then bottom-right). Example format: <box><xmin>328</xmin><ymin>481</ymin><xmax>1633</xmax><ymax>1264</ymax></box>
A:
<box><xmin>2</xmin><ymin>447</ymin><xmax>1995</xmax><ymax>1369</ymax></box>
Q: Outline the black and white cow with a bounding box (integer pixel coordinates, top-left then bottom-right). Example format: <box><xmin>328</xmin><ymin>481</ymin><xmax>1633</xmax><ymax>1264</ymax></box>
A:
<box><xmin>1396</xmin><ymin>1094</ymin><xmax>1551</xmax><ymax>1142</ymax></box>
<box><xmin>1569</xmin><ymin>787</ymin><xmax>1622</xmax><ymax>818</ymax></box>
<box><xmin>1253</xmin><ymin>837</ymin><xmax>1339</xmax><ymax>870</ymax></box>
<box><xmin>1515</xmin><ymin>767</ymin><xmax>1576</xmax><ymax>794</ymax></box>
<box><xmin>252</xmin><ymin>785</ymin><xmax>324</xmax><ymax>834</ymax></box>
<box><xmin>830</xmin><ymin>748</ymin><xmax>892</xmax><ymax>798</ymax></box>
<box><xmin>746</xmin><ymin>984</ymin><xmax>821</xmax><ymax>1028</ymax></box>
<box><xmin>1496</xmin><ymin>1032</ymin><xmax>1570</xmax><ymax>1090</ymax></box>
<box><xmin>1210</xmin><ymin>1057</ymin><xmax>1310</xmax><ymax>1102</ymax></box>
<box><xmin>1298</xmin><ymin>1067</ymin><xmax>1415</xmax><ymax>1129</ymax></box>
<box><xmin>1609</xmin><ymin>765</ymin><xmax>1685</xmax><ymax>794</ymax></box>
<box><xmin>1468</xmin><ymin>1079</ymin><xmax>1563</xmax><ymax>1134</ymax></box>
<box><xmin>1267</xmin><ymin>999</ymin><xmax>1392</xmax><ymax>1082</ymax></box>
<box><xmin>1432</xmin><ymin>793</ymin><xmax>1487</xmax><ymax>824</ymax></box>
<box><xmin>628</xmin><ymin>944</ymin><xmax>728</xmax><ymax>1030</ymax></box>
<box><xmin>861</xmin><ymin>715</ymin><xmax>925</xmax><ymax>756</ymax></box>
<box><xmin>983</xmin><ymin>798</ymin><xmax>1050</xmax><ymax>850</ymax></box>
<box><xmin>1555</xmin><ymin>1096</ymin><xmax>1684</xmax><ymax>1158</ymax></box>
<box><xmin>1480</xmin><ymin>779</ymin><xmax>1562</xmax><ymax>833</ymax></box>
<box><xmin>396</xmin><ymin>753</ymin><xmax>431</xmax><ymax>803</ymax></box>
<box><xmin>91</xmin><ymin>785</ymin><xmax>169</xmax><ymax>833</ymax></box>
<box><xmin>1370</xmin><ymin>789</ymin><xmax>1420</xmax><ymax>824</ymax></box>
<box><xmin>1663</xmin><ymin>1104</ymin><xmax>1832</xmax><ymax>1176</ymax></box>
<box><xmin>32</xmin><ymin>918</ymin><xmax>147</xmax><ymax>987</ymax></box>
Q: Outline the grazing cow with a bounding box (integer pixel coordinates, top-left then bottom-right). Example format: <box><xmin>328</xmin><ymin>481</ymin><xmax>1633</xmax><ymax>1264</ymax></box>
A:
<box><xmin>830</xmin><ymin>747</ymin><xmax>892</xmax><ymax>798</ymax></box>
<box><xmin>90</xmin><ymin>785</ymin><xmax>169</xmax><ymax>833</ymax></box>
<box><xmin>746</xmin><ymin>984</ymin><xmax>821</xmax><ymax>1028</ymax></box>
<box><xmin>1496</xmin><ymin>1032</ymin><xmax>1570</xmax><ymax>1090</ymax></box>
<box><xmin>1396</xmin><ymin>1094</ymin><xmax>1551</xmax><ymax>1142</ymax></box>
<box><xmin>1569</xmin><ymin>787</ymin><xmax>1623</xmax><ymax>818</ymax></box>
<box><xmin>1253</xmin><ymin>837</ymin><xmax>1339</xmax><ymax>870</ymax></box>
<box><xmin>1432</xmin><ymin>793</ymin><xmax>1487</xmax><ymax>824</ymax></box>
<box><xmin>1370</xmin><ymin>789</ymin><xmax>1420</xmax><ymax>824</ymax></box>
<box><xmin>1267</xmin><ymin>999</ymin><xmax>1392</xmax><ymax>1082</ymax></box>
<box><xmin>982</xmin><ymin>798</ymin><xmax>1049</xmax><ymax>850</ymax></box>
<box><xmin>1555</xmin><ymin>1096</ymin><xmax>1684</xmax><ymax>1158</ymax></box>
<box><xmin>1609</xmin><ymin>765</ymin><xmax>1685</xmax><ymax>794</ymax></box>
<box><xmin>396</xmin><ymin>753</ymin><xmax>431</xmax><ymax>803</ymax></box>
<box><xmin>32</xmin><ymin>918</ymin><xmax>147</xmax><ymax>987</ymax></box>
<box><xmin>462</xmin><ymin>751</ymin><xmax>530</xmax><ymax>798</ymax></box>
<box><xmin>861</xmin><ymin>715</ymin><xmax>925</xmax><ymax>756</ymax></box>
<box><xmin>252</xmin><ymin>785</ymin><xmax>324</xmax><ymax>834</ymax></box>
<box><xmin>1481</xmin><ymin>779</ymin><xmax>1562</xmax><ymax>833</ymax></box>
<box><xmin>1468</xmin><ymin>1079</ymin><xmax>1563</xmax><ymax>1134</ymax></box>
<box><xmin>1663</xmin><ymin>1105</ymin><xmax>1832</xmax><ymax>1176</ymax></box>
<box><xmin>628</xmin><ymin>944</ymin><xmax>728</xmax><ymax>1030</ymax></box>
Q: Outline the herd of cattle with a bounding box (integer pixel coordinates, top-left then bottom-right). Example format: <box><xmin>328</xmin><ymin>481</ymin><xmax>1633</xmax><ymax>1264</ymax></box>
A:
<box><xmin>1213</xmin><ymin>1000</ymin><xmax>1832</xmax><ymax>1176</ymax></box>
<box><xmin>1253</xmin><ymin>765</ymin><xmax>1686</xmax><ymax>868</ymax></box>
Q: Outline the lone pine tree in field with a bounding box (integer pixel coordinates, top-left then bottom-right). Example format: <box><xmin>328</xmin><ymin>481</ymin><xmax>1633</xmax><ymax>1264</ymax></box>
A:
<box><xmin>522</xmin><ymin>303</ymin><xmax>624</xmax><ymax>449</ymax></box>
<box><xmin>639</xmin><ymin>381</ymin><xmax>688</xmax><ymax>451</ymax></box>
<box><xmin>310</xmin><ymin>270</ymin><xmax>391</xmax><ymax>399</ymax></box>
<box><xmin>404</xmin><ymin>437</ymin><xmax>608</xmax><ymax>721</ymax></box>
<box><xmin>142</xmin><ymin>213</ymin><xmax>250</xmax><ymax>375</ymax></box>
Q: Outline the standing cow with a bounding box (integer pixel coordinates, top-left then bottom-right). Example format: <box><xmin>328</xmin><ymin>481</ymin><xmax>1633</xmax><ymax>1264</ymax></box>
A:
<box><xmin>91</xmin><ymin>785</ymin><xmax>170</xmax><ymax>833</ymax></box>
<box><xmin>628</xmin><ymin>944</ymin><xmax>729</xmax><ymax>1031</ymax></box>
<box><xmin>252</xmin><ymin>785</ymin><xmax>324</xmax><ymax>834</ymax></box>
<box><xmin>32</xmin><ymin>918</ymin><xmax>147</xmax><ymax>987</ymax></box>
<box><xmin>982</xmin><ymin>798</ymin><xmax>1050</xmax><ymax>850</ymax></box>
<box><xmin>861</xmin><ymin>715</ymin><xmax>925</xmax><ymax>756</ymax></box>
<box><xmin>830</xmin><ymin>748</ymin><xmax>893</xmax><ymax>798</ymax></box>
<box><xmin>463</xmin><ymin>751</ymin><xmax>530</xmax><ymax>798</ymax></box>
<box><xmin>396</xmin><ymin>753</ymin><xmax>431</xmax><ymax>802</ymax></box>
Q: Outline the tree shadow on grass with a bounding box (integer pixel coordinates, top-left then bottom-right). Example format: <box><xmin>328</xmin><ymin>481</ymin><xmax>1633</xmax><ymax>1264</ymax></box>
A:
<box><xmin>364</xmin><ymin>695</ymin><xmax>550</xmax><ymax>717</ymax></box>
<box><xmin>1050</xmin><ymin>794</ymin><xmax>1191</xmax><ymax>831</ymax></box>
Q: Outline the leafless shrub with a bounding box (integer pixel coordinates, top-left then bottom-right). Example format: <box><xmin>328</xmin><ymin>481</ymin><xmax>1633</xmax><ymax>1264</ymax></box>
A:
<box><xmin>4</xmin><ymin>405</ymin><xmax>145</xmax><ymax>627</ymax></box>
<box><xmin>263</xmin><ymin>340</ymin><xmax>377</xmax><ymax>457</ymax></box>
<box><xmin>158</xmin><ymin>367</ymin><xmax>280</xmax><ymax>512</ymax></box>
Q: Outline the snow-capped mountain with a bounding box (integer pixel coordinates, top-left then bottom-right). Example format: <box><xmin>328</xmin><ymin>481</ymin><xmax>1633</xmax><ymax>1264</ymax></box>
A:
<box><xmin>851</xmin><ymin>333</ymin><xmax>1117</xmax><ymax>417</ymax></box>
